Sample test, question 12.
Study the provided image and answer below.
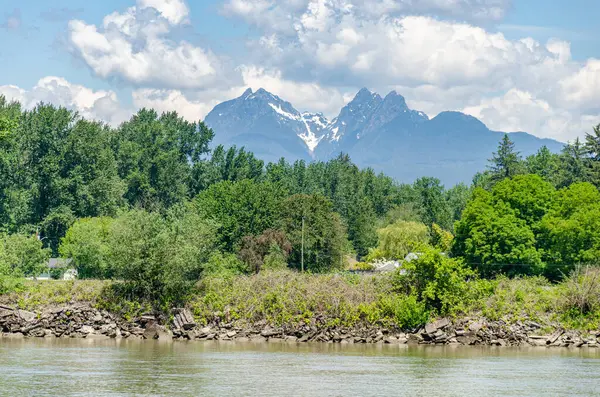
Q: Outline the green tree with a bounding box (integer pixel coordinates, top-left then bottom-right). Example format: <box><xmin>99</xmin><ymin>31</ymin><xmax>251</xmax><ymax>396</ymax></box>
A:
<box><xmin>280</xmin><ymin>194</ymin><xmax>349</xmax><ymax>272</ymax></box>
<box><xmin>413</xmin><ymin>177</ymin><xmax>451</xmax><ymax>229</ymax></box>
<box><xmin>452</xmin><ymin>188</ymin><xmax>543</xmax><ymax>277</ymax></box>
<box><xmin>0</xmin><ymin>233</ymin><xmax>50</xmax><ymax>277</ymax></box>
<box><xmin>539</xmin><ymin>183</ymin><xmax>600</xmax><ymax>279</ymax></box>
<box><xmin>525</xmin><ymin>146</ymin><xmax>559</xmax><ymax>185</ymax></box>
<box><xmin>584</xmin><ymin>124</ymin><xmax>600</xmax><ymax>187</ymax></box>
<box><xmin>238</xmin><ymin>229</ymin><xmax>291</xmax><ymax>273</ymax></box>
<box><xmin>194</xmin><ymin>180</ymin><xmax>287</xmax><ymax>251</ymax></box>
<box><xmin>108</xmin><ymin>209</ymin><xmax>218</xmax><ymax>304</ymax></box>
<box><xmin>366</xmin><ymin>221</ymin><xmax>430</xmax><ymax>261</ymax></box>
<box><xmin>59</xmin><ymin>217</ymin><xmax>114</xmax><ymax>279</ymax></box>
<box><xmin>557</xmin><ymin>138</ymin><xmax>589</xmax><ymax>187</ymax></box>
<box><xmin>116</xmin><ymin>109</ymin><xmax>213</xmax><ymax>210</ymax></box>
<box><xmin>489</xmin><ymin>134</ymin><xmax>523</xmax><ymax>181</ymax></box>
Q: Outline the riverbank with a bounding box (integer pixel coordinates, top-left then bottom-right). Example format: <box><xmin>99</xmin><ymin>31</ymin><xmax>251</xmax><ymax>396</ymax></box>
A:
<box><xmin>1</xmin><ymin>303</ymin><xmax>599</xmax><ymax>347</ymax></box>
<box><xmin>1</xmin><ymin>270</ymin><xmax>600</xmax><ymax>348</ymax></box>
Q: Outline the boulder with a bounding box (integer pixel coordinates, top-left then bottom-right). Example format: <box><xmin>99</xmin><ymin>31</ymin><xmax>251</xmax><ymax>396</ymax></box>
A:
<box><xmin>80</xmin><ymin>325</ymin><xmax>95</xmax><ymax>335</ymax></box>
<box><xmin>172</xmin><ymin>308</ymin><xmax>197</xmax><ymax>331</ymax></box>
<box><xmin>425</xmin><ymin>318</ymin><xmax>450</xmax><ymax>335</ymax></box>
<box><xmin>18</xmin><ymin>310</ymin><xmax>36</xmax><ymax>323</ymax></box>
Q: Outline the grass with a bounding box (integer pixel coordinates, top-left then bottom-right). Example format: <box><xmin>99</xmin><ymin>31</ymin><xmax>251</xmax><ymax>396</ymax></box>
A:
<box><xmin>2</xmin><ymin>269</ymin><xmax>600</xmax><ymax>332</ymax></box>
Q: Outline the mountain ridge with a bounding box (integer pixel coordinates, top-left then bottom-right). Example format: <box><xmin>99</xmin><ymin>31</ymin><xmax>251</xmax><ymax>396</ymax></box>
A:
<box><xmin>204</xmin><ymin>88</ymin><xmax>564</xmax><ymax>185</ymax></box>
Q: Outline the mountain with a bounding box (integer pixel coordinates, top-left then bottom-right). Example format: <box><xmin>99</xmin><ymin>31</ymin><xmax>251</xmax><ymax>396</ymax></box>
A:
<box><xmin>204</xmin><ymin>88</ymin><xmax>323</xmax><ymax>163</ymax></box>
<box><xmin>205</xmin><ymin>88</ymin><xmax>564</xmax><ymax>185</ymax></box>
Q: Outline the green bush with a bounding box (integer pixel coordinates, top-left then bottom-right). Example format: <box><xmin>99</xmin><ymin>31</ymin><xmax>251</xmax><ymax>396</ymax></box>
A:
<box><xmin>59</xmin><ymin>217</ymin><xmax>114</xmax><ymax>279</ymax></box>
<box><xmin>0</xmin><ymin>233</ymin><xmax>50</xmax><ymax>277</ymax></box>
<box><xmin>107</xmin><ymin>208</ymin><xmax>219</xmax><ymax>305</ymax></box>
<box><xmin>378</xmin><ymin>294</ymin><xmax>430</xmax><ymax>330</ymax></box>
<box><xmin>393</xmin><ymin>247</ymin><xmax>475</xmax><ymax>315</ymax></box>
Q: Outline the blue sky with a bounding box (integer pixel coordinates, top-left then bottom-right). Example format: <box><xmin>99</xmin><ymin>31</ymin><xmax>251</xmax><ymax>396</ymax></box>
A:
<box><xmin>0</xmin><ymin>0</ymin><xmax>599</xmax><ymax>142</ymax></box>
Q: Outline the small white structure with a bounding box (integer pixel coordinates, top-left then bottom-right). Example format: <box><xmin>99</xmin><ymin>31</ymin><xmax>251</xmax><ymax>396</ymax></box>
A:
<box><xmin>32</xmin><ymin>258</ymin><xmax>77</xmax><ymax>280</ymax></box>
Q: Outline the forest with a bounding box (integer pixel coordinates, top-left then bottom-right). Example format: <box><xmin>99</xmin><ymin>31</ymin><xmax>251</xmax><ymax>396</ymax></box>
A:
<box><xmin>2</xmin><ymin>95</ymin><xmax>600</xmax><ymax>315</ymax></box>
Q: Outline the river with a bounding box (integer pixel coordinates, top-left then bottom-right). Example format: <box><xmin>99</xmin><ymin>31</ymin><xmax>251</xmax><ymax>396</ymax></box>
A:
<box><xmin>1</xmin><ymin>338</ymin><xmax>599</xmax><ymax>396</ymax></box>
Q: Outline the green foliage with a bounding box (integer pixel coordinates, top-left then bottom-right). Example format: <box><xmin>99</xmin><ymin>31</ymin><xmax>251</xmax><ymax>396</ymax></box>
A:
<box><xmin>202</xmin><ymin>252</ymin><xmax>247</xmax><ymax>277</ymax></box>
<box><xmin>489</xmin><ymin>134</ymin><xmax>523</xmax><ymax>182</ymax></box>
<box><xmin>195</xmin><ymin>180</ymin><xmax>287</xmax><ymax>251</ymax></box>
<box><xmin>280</xmin><ymin>194</ymin><xmax>349</xmax><ymax>272</ymax></box>
<box><xmin>393</xmin><ymin>247</ymin><xmax>476</xmax><ymax>314</ymax></box>
<box><xmin>108</xmin><ymin>209</ymin><xmax>218</xmax><ymax>305</ymax></box>
<box><xmin>116</xmin><ymin>109</ymin><xmax>213</xmax><ymax>210</ymax></box>
<box><xmin>430</xmin><ymin>223</ymin><xmax>454</xmax><ymax>252</ymax></box>
<box><xmin>366</xmin><ymin>221</ymin><xmax>430</xmax><ymax>261</ymax></box>
<box><xmin>538</xmin><ymin>183</ymin><xmax>600</xmax><ymax>279</ymax></box>
<box><xmin>453</xmin><ymin>188</ymin><xmax>543</xmax><ymax>277</ymax></box>
<box><xmin>59</xmin><ymin>217</ymin><xmax>114</xmax><ymax>279</ymax></box>
<box><xmin>377</xmin><ymin>294</ymin><xmax>430</xmax><ymax>330</ymax></box>
<box><xmin>238</xmin><ymin>229</ymin><xmax>291</xmax><ymax>273</ymax></box>
<box><xmin>0</xmin><ymin>233</ymin><xmax>50</xmax><ymax>277</ymax></box>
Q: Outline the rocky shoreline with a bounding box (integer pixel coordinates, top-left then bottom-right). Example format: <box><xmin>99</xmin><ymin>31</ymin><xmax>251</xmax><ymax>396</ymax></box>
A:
<box><xmin>1</xmin><ymin>304</ymin><xmax>599</xmax><ymax>348</ymax></box>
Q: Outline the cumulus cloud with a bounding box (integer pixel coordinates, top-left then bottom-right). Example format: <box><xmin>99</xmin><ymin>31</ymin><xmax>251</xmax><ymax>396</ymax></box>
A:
<box><xmin>222</xmin><ymin>0</ymin><xmax>600</xmax><ymax>141</ymax></box>
<box><xmin>68</xmin><ymin>0</ymin><xmax>238</xmax><ymax>90</ymax></box>
<box><xmin>0</xmin><ymin>77</ymin><xmax>130</xmax><ymax>126</ymax></box>
<box><xmin>54</xmin><ymin>0</ymin><xmax>600</xmax><ymax>142</ymax></box>
<box><xmin>462</xmin><ymin>89</ymin><xmax>600</xmax><ymax>142</ymax></box>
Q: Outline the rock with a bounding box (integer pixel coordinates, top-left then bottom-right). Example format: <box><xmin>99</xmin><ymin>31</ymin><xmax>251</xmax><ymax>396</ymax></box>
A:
<box><xmin>226</xmin><ymin>331</ymin><xmax>237</xmax><ymax>338</ymax></box>
<box><xmin>469</xmin><ymin>321</ymin><xmax>485</xmax><ymax>333</ymax></box>
<box><xmin>285</xmin><ymin>336</ymin><xmax>298</xmax><ymax>343</ymax></box>
<box><xmin>261</xmin><ymin>328</ymin><xmax>280</xmax><ymax>337</ymax></box>
<box><xmin>456</xmin><ymin>335</ymin><xmax>477</xmax><ymax>345</ymax></box>
<box><xmin>18</xmin><ymin>310</ymin><xmax>36</xmax><ymax>323</ymax></box>
<box><xmin>206</xmin><ymin>333</ymin><xmax>216</xmax><ymax>340</ymax></box>
<box><xmin>407</xmin><ymin>334</ymin><xmax>423</xmax><ymax>344</ymax></box>
<box><xmin>425</xmin><ymin>318</ymin><xmax>450</xmax><ymax>335</ymax></box>
<box><xmin>80</xmin><ymin>325</ymin><xmax>95</xmax><ymax>335</ymax></box>
<box><xmin>172</xmin><ymin>308</ymin><xmax>197</xmax><ymax>331</ymax></box>
<box><xmin>547</xmin><ymin>329</ymin><xmax>564</xmax><ymax>345</ymax></box>
<box><xmin>528</xmin><ymin>337</ymin><xmax>547</xmax><ymax>346</ymax></box>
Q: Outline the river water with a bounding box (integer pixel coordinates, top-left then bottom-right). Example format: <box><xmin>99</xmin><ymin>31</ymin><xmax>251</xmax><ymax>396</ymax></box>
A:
<box><xmin>1</xmin><ymin>338</ymin><xmax>599</xmax><ymax>396</ymax></box>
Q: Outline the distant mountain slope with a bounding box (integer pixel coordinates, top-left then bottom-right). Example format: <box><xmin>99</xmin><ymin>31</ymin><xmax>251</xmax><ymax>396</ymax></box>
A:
<box><xmin>204</xmin><ymin>88</ymin><xmax>564</xmax><ymax>185</ymax></box>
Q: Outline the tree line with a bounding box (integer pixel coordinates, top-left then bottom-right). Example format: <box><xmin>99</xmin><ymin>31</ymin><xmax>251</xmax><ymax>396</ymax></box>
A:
<box><xmin>2</xmin><ymin>95</ymin><xmax>600</xmax><ymax>301</ymax></box>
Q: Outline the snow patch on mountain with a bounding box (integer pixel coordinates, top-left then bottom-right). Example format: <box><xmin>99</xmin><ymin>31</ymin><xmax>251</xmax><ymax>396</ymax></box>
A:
<box><xmin>269</xmin><ymin>103</ymin><xmax>301</xmax><ymax>121</ymax></box>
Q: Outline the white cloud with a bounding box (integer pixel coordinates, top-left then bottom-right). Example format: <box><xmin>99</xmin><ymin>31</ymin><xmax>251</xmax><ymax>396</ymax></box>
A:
<box><xmin>132</xmin><ymin>66</ymin><xmax>350</xmax><ymax>120</ymax></box>
<box><xmin>463</xmin><ymin>89</ymin><xmax>600</xmax><ymax>142</ymax></box>
<box><xmin>241</xmin><ymin>66</ymin><xmax>348</xmax><ymax>117</ymax></box>
<box><xmin>0</xmin><ymin>77</ymin><xmax>130</xmax><ymax>126</ymax></box>
<box><xmin>559</xmin><ymin>59</ymin><xmax>600</xmax><ymax>112</ymax></box>
<box><xmin>68</xmin><ymin>0</ymin><xmax>236</xmax><ymax>90</ymax></box>
<box><xmin>137</xmin><ymin>0</ymin><xmax>190</xmax><ymax>24</ymax></box>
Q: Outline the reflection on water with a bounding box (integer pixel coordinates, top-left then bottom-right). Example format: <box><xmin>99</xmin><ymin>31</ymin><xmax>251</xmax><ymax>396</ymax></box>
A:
<box><xmin>1</xmin><ymin>338</ymin><xmax>599</xmax><ymax>396</ymax></box>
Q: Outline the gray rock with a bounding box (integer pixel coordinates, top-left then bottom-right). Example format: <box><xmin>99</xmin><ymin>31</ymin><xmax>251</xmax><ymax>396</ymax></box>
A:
<box><xmin>425</xmin><ymin>318</ymin><xmax>450</xmax><ymax>334</ymax></box>
<box><xmin>80</xmin><ymin>325</ymin><xmax>95</xmax><ymax>335</ymax></box>
<box><xmin>18</xmin><ymin>310</ymin><xmax>36</xmax><ymax>323</ymax></box>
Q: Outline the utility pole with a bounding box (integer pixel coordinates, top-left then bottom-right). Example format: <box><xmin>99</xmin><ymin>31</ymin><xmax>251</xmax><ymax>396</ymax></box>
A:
<box><xmin>301</xmin><ymin>216</ymin><xmax>305</xmax><ymax>273</ymax></box>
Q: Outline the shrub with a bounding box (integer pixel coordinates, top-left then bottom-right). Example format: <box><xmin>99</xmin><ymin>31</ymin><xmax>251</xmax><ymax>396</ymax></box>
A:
<box><xmin>59</xmin><ymin>217</ymin><xmax>114</xmax><ymax>279</ymax></box>
<box><xmin>378</xmin><ymin>294</ymin><xmax>430</xmax><ymax>330</ymax></box>
<box><xmin>107</xmin><ymin>208</ymin><xmax>219</xmax><ymax>306</ymax></box>
<box><xmin>393</xmin><ymin>247</ymin><xmax>475</xmax><ymax>315</ymax></box>
<box><xmin>0</xmin><ymin>233</ymin><xmax>50</xmax><ymax>277</ymax></box>
<box><xmin>202</xmin><ymin>252</ymin><xmax>247</xmax><ymax>277</ymax></box>
<box><xmin>561</xmin><ymin>266</ymin><xmax>600</xmax><ymax>317</ymax></box>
